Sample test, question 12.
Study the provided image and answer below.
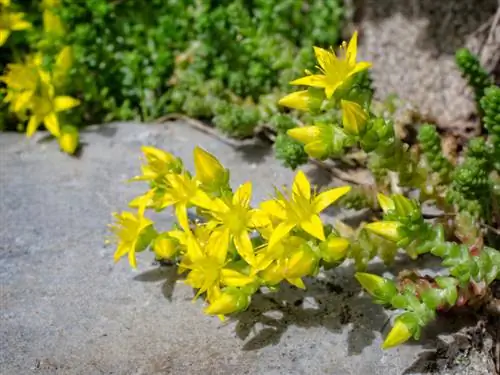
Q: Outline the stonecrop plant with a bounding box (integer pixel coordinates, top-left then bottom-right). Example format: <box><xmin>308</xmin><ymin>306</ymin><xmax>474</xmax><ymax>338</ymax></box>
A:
<box><xmin>111</xmin><ymin>32</ymin><xmax>500</xmax><ymax>349</ymax></box>
<box><xmin>0</xmin><ymin>0</ymin><xmax>80</xmax><ymax>154</ymax></box>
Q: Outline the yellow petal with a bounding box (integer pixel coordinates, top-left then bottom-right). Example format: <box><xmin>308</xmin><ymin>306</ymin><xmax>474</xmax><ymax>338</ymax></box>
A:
<box><xmin>349</xmin><ymin>62</ymin><xmax>372</xmax><ymax>77</ymax></box>
<box><xmin>13</xmin><ymin>90</ymin><xmax>33</xmax><ymax>113</ymax></box>
<box><xmin>313</xmin><ymin>186</ymin><xmax>351</xmax><ymax>213</ymax></box>
<box><xmin>191</xmin><ymin>189</ymin><xmax>214</xmax><ymax>210</ymax></box>
<box><xmin>287</xmin><ymin>126</ymin><xmax>321</xmax><ymax>144</ymax></box>
<box><xmin>59</xmin><ymin>127</ymin><xmax>79</xmax><ymax>155</ymax></box>
<box><xmin>382</xmin><ymin>320</ymin><xmax>413</xmax><ymax>349</ymax></box>
<box><xmin>341</xmin><ymin>99</ymin><xmax>368</xmax><ymax>135</ymax></box>
<box><xmin>220</xmin><ymin>269</ymin><xmax>254</xmax><ymax>287</ymax></box>
<box><xmin>313</xmin><ymin>46</ymin><xmax>336</xmax><ymax>72</ymax></box>
<box><xmin>207</xmin><ymin>228</ymin><xmax>230</xmax><ymax>265</ymax></box>
<box><xmin>260</xmin><ymin>199</ymin><xmax>287</xmax><ymax>220</ymax></box>
<box><xmin>175</xmin><ymin>203</ymin><xmax>190</xmax><ymax>232</ymax></box>
<box><xmin>54</xmin><ymin>46</ymin><xmax>73</xmax><ymax>77</ymax></box>
<box><xmin>346</xmin><ymin>31</ymin><xmax>358</xmax><ymax>66</ymax></box>
<box><xmin>267</xmin><ymin>221</ymin><xmax>295</xmax><ymax>250</ymax></box>
<box><xmin>43</xmin><ymin>112</ymin><xmax>60</xmax><ymax>137</ymax></box>
<box><xmin>292</xmin><ymin>170</ymin><xmax>311</xmax><ymax>200</ymax></box>
<box><xmin>364</xmin><ymin>221</ymin><xmax>402</xmax><ymax>242</ymax></box>
<box><xmin>377</xmin><ymin>193</ymin><xmax>395</xmax><ymax>213</ymax></box>
<box><xmin>278</xmin><ymin>90</ymin><xmax>310</xmax><ymax>111</ymax></box>
<box><xmin>233</xmin><ymin>231</ymin><xmax>255</xmax><ymax>266</ymax></box>
<box><xmin>0</xmin><ymin>30</ymin><xmax>10</xmax><ymax>46</ymax></box>
<box><xmin>286</xmin><ymin>277</ymin><xmax>306</xmax><ymax>289</ymax></box>
<box><xmin>113</xmin><ymin>243</ymin><xmax>129</xmax><ymax>263</ymax></box>
<box><xmin>299</xmin><ymin>214</ymin><xmax>325</xmax><ymax>241</ymax></box>
<box><xmin>290</xmin><ymin>74</ymin><xmax>328</xmax><ymax>88</ymax></box>
<box><xmin>204</xmin><ymin>288</ymin><xmax>250</xmax><ymax>315</ymax></box>
<box><xmin>248</xmin><ymin>209</ymin><xmax>271</xmax><ymax>228</ymax></box>
<box><xmin>54</xmin><ymin>96</ymin><xmax>80</xmax><ymax>112</ymax></box>
<box><xmin>128</xmin><ymin>248</ymin><xmax>137</xmax><ymax>269</ymax></box>
<box><xmin>233</xmin><ymin>181</ymin><xmax>252</xmax><ymax>207</ymax></box>
<box><xmin>321</xmin><ymin>237</ymin><xmax>350</xmax><ymax>262</ymax></box>
<box><xmin>26</xmin><ymin>115</ymin><xmax>41</xmax><ymax>138</ymax></box>
<box><xmin>11</xmin><ymin>19</ymin><xmax>31</xmax><ymax>31</ymax></box>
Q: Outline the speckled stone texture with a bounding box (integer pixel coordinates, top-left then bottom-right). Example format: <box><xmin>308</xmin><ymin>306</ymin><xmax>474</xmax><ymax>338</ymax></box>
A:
<box><xmin>0</xmin><ymin>122</ymin><xmax>496</xmax><ymax>375</ymax></box>
<box><xmin>354</xmin><ymin>0</ymin><xmax>500</xmax><ymax>138</ymax></box>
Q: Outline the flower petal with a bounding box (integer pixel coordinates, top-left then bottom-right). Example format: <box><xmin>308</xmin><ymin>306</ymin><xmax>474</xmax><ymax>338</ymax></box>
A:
<box><xmin>300</xmin><ymin>214</ymin><xmax>325</xmax><ymax>241</ymax></box>
<box><xmin>207</xmin><ymin>228</ymin><xmax>230</xmax><ymax>265</ymax></box>
<box><xmin>364</xmin><ymin>221</ymin><xmax>402</xmax><ymax>242</ymax></box>
<box><xmin>313</xmin><ymin>186</ymin><xmax>351</xmax><ymax>213</ymax></box>
<box><xmin>290</xmin><ymin>74</ymin><xmax>328</xmax><ymax>88</ymax></box>
<box><xmin>313</xmin><ymin>46</ymin><xmax>336</xmax><ymax>72</ymax></box>
<box><xmin>260</xmin><ymin>199</ymin><xmax>287</xmax><ymax>220</ymax></box>
<box><xmin>220</xmin><ymin>269</ymin><xmax>255</xmax><ymax>287</ymax></box>
<box><xmin>26</xmin><ymin>115</ymin><xmax>41</xmax><ymax>138</ymax></box>
<box><xmin>191</xmin><ymin>189</ymin><xmax>214</xmax><ymax>210</ymax></box>
<box><xmin>233</xmin><ymin>181</ymin><xmax>252</xmax><ymax>207</ymax></box>
<box><xmin>175</xmin><ymin>203</ymin><xmax>190</xmax><ymax>232</ymax></box>
<box><xmin>267</xmin><ymin>221</ymin><xmax>295</xmax><ymax>250</ymax></box>
<box><xmin>128</xmin><ymin>248</ymin><xmax>137</xmax><ymax>269</ymax></box>
<box><xmin>233</xmin><ymin>231</ymin><xmax>255</xmax><ymax>266</ymax></box>
<box><xmin>346</xmin><ymin>31</ymin><xmax>358</xmax><ymax>66</ymax></box>
<box><xmin>0</xmin><ymin>30</ymin><xmax>10</xmax><ymax>46</ymax></box>
<box><xmin>286</xmin><ymin>277</ymin><xmax>306</xmax><ymax>289</ymax></box>
<box><xmin>292</xmin><ymin>170</ymin><xmax>311</xmax><ymax>200</ymax></box>
<box><xmin>43</xmin><ymin>112</ymin><xmax>61</xmax><ymax>137</ymax></box>
<box><xmin>54</xmin><ymin>96</ymin><xmax>80</xmax><ymax>112</ymax></box>
<box><xmin>248</xmin><ymin>209</ymin><xmax>271</xmax><ymax>228</ymax></box>
<box><xmin>304</xmin><ymin>140</ymin><xmax>329</xmax><ymax>159</ymax></box>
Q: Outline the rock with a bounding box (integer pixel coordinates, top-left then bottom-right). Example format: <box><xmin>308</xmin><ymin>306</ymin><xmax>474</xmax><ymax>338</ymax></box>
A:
<box><xmin>352</xmin><ymin>0</ymin><xmax>499</xmax><ymax>140</ymax></box>
<box><xmin>0</xmin><ymin>122</ymin><xmax>495</xmax><ymax>374</ymax></box>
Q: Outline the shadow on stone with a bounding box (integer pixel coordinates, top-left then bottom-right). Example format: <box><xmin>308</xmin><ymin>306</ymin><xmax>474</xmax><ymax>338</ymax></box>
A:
<box><xmin>133</xmin><ymin>265</ymin><xmax>179</xmax><ymax>301</ymax></box>
<box><xmin>235</xmin><ymin>141</ymin><xmax>273</xmax><ymax>165</ymax></box>
<box><xmin>83</xmin><ymin>123</ymin><xmax>118</xmax><ymax>138</ymax></box>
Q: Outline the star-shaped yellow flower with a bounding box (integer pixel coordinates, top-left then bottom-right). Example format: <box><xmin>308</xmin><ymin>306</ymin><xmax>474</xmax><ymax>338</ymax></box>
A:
<box><xmin>260</xmin><ymin>170</ymin><xmax>351</xmax><ymax>249</ymax></box>
<box><xmin>290</xmin><ymin>31</ymin><xmax>372</xmax><ymax>99</ymax></box>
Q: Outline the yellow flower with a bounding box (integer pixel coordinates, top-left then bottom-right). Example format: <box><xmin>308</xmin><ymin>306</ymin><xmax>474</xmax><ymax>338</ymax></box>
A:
<box><xmin>364</xmin><ymin>221</ymin><xmax>403</xmax><ymax>242</ymax></box>
<box><xmin>193</xmin><ymin>146</ymin><xmax>229</xmax><ymax>192</ymax></box>
<box><xmin>155</xmin><ymin>172</ymin><xmax>214</xmax><ymax>231</ymax></box>
<box><xmin>1</xmin><ymin>0</ymin><xmax>11</xmax><ymax>7</ymax></box>
<box><xmin>260</xmin><ymin>170</ymin><xmax>350</xmax><ymax>249</ymax></box>
<box><xmin>256</xmin><ymin>236</ymin><xmax>317</xmax><ymax>289</ymax></box>
<box><xmin>207</xmin><ymin>182</ymin><xmax>269</xmax><ymax>266</ymax></box>
<box><xmin>290</xmin><ymin>31</ymin><xmax>372</xmax><ymax>99</ymax></box>
<box><xmin>181</xmin><ymin>231</ymin><xmax>255</xmax><ymax>304</ymax></box>
<box><xmin>26</xmin><ymin>94</ymin><xmax>80</xmax><ymax>138</ymax></box>
<box><xmin>42</xmin><ymin>9</ymin><xmax>64</xmax><ymax>36</ymax></box>
<box><xmin>130</xmin><ymin>146</ymin><xmax>182</xmax><ymax>182</ymax></box>
<box><xmin>58</xmin><ymin>125</ymin><xmax>79</xmax><ymax>155</ymax></box>
<box><xmin>0</xmin><ymin>7</ymin><xmax>31</xmax><ymax>46</ymax></box>
<box><xmin>204</xmin><ymin>287</ymin><xmax>250</xmax><ymax>316</ymax></box>
<box><xmin>341</xmin><ymin>99</ymin><xmax>368</xmax><ymax>135</ymax></box>
<box><xmin>109</xmin><ymin>210</ymin><xmax>156</xmax><ymax>269</ymax></box>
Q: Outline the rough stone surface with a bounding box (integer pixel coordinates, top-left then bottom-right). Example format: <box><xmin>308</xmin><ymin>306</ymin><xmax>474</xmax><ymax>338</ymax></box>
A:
<box><xmin>353</xmin><ymin>0</ymin><xmax>500</xmax><ymax>139</ymax></box>
<box><xmin>0</xmin><ymin>122</ymin><xmax>495</xmax><ymax>374</ymax></box>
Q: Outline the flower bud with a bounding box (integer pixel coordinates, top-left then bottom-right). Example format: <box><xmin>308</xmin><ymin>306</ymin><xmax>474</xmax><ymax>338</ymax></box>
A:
<box><xmin>355</xmin><ymin>272</ymin><xmax>398</xmax><ymax>304</ymax></box>
<box><xmin>382</xmin><ymin>313</ymin><xmax>419</xmax><ymax>349</ymax></box>
<box><xmin>287</xmin><ymin>126</ymin><xmax>322</xmax><ymax>145</ymax></box>
<box><xmin>377</xmin><ymin>193</ymin><xmax>395</xmax><ymax>213</ymax></box>
<box><xmin>364</xmin><ymin>221</ymin><xmax>403</xmax><ymax>242</ymax></box>
<box><xmin>341</xmin><ymin>99</ymin><xmax>368</xmax><ymax>135</ymax></box>
<box><xmin>259</xmin><ymin>261</ymin><xmax>284</xmax><ymax>286</ymax></box>
<box><xmin>152</xmin><ymin>234</ymin><xmax>178</xmax><ymax>260</ymax></box>
<box><xmin>320</xmin><ymin>236</ymin><xmax>350</xmax><ymax>263</ymax></box>
<box><xmin>59</xmin><ymin>125</ymin><xmax>79</xmax><ymax>155</ymax></box>
<box><xmin>282</xmin><ymin>245</ymin><xmax>318</xmax><ymax>280</ymax></box>
<box><xmin>193</xmin><ymin>146</ymin><xmax>229</xmax><ymax>192</ymax></box>
<box><xmin>204</xmin><ymin>287</ymin><xmax>250</xmax><ymax>316</ymax></box>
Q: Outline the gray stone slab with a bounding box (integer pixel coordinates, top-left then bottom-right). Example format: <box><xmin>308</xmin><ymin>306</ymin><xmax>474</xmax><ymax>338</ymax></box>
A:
<box><xmin>0</xmin><ymin>122</ymin><xmax>492</xmax><ymax>374</ymax></box>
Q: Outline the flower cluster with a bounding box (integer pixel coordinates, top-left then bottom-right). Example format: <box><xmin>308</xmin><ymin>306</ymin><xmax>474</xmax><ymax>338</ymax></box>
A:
<box><xmin>110</xmin><ymin>146</ymin><xmax>351</xmax><ymax>318</ymax></box>
<box><xmin>1</xmin><ymin>0</ymin><xmax>80</xmax><ymax>154</ymax></box>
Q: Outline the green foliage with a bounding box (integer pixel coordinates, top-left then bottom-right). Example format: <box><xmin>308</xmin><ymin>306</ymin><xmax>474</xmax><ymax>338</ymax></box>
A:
<box><xmin>480</xmin><ymin>85</ymin><xmax>500</xmax><ymax>171</ymax></box>
<box><xmin>417</xmin><ymin>124</ymin><xmax>452</xmax><ymax>180</ymax></box>
<box><xmin>455</xmin><ymin>48</ymin><xmax>493</xmax><ymax>104</ymax></box>
<box><xmin>272</xmin><ymin>114</ymin><xmax>308</xmax><ymax>169</ymax></box>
